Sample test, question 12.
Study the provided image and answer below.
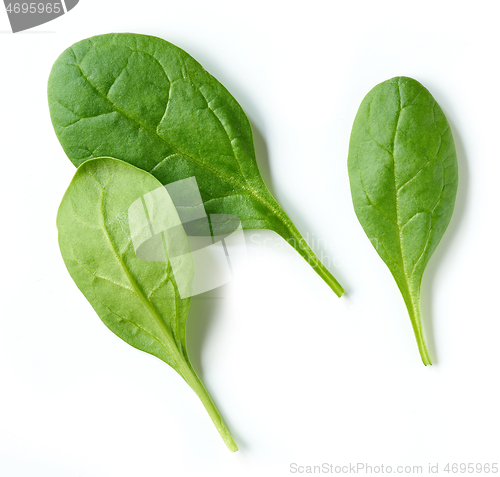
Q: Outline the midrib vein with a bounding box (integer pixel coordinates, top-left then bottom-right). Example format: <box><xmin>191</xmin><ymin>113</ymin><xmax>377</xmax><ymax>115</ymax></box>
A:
<box><xmin>391</xmin><ymin>81</ymin><xmax>413</xmax><ymax>293</ymax></box>
<box><xmin>98</xmin><ymin>186</ymin><xmax>184</xmax><ymax>369</ymax></box>
<box><xmin>73</xmin><ymin>60</ymin><xmax>282</xmax><ymax>222</ymax></box>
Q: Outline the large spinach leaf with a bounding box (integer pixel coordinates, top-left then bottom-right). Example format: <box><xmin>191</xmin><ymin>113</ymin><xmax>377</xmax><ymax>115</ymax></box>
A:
<box><xmin>48</xmin><ymin>33</ymin><xmax>344</xmax><ymax>296</ymax></box>
<box><xmin>348</xmin><ymin>77</ymin><xmax>458</xmax><ymax>365</ymax></box>
<box><xmin>57</xmin><ymin>157</ymin><xmax>238</xmax><ymax>451</ymax></box>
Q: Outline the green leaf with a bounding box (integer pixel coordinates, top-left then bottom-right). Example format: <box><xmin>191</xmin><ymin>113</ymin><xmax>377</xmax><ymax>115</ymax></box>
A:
<box><xmin>48</xmin><ymin>32</ymin><xmax>344</xmax><ymax>297</ymax></box>
<box><xmin>57</xmin><ymin>157</ymin><xmax>238</xmax><ymax>451</ymax></box>
<box><xmin>347</xmin><ymin>77</ymin><xmax>458</xmax><ymax>365</ymax></box>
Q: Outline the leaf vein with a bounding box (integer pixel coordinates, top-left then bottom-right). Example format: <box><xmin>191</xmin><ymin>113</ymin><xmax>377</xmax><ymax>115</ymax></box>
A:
<box><xmin>72</xmin><ymin>59</ymin><xmax>280</xmax><ymax>220</ymax></box>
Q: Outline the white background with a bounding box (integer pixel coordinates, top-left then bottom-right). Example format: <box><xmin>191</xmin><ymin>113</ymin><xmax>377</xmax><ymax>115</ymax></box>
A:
<box><xmin>1</xmin><ymin>1</ymin><xmax>499</xmax><ymax>476</ymax></box>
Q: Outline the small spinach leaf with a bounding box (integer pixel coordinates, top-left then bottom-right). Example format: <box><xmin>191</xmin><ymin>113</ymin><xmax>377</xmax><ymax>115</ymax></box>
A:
<box><xmin>48</xmin><ymin>33</ymin><xmax>344</xmax><ymax>296</ymax></box>
<box><xmin>57</xmin><ymin>157</ymin><xmax>238</xmax><ymax>451</ymax></box>
<box><xmin>348</xmin><ymin>77</ymin><xmax>458</xmax><ymax>365</ymax></box>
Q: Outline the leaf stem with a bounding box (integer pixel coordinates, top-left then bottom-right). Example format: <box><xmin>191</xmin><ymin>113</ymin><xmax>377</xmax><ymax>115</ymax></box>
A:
<box><xmin>276</xmin><ymin>218</ymin><xmax>345</xmax><ymax>297</ymax></box>
<box><xmin>403</xmin><ymin>292</ymin><xmax>432</xmax><ymax>366</ymax></box>
<box><xmin>180</xmin><ymin>362</ymin><xmax>238</xmax><ymax>452</ymax></box>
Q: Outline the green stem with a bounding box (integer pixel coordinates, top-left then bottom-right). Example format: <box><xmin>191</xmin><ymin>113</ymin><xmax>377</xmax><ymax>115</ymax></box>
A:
<box><xmin>402</xmin><ymin>290</ymin><xmax>432</xmax><ymax>366</ymax></box>
<box><xmin>276</xmin><ymin>217</ymin><xmax>345</xmax><ymax>297</ymax></box>
<box><xmin>180</xmin><ymin>362</ymin><xmax>238</xmax><ymax>452</ymax></box>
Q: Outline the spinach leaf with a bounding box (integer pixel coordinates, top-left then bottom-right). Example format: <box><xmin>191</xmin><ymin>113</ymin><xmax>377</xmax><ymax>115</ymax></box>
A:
<box><xmin>57</xmin><ymin>157</ymin><xmax>238</xmax><ymax>451</ymax></box>
<box><xmin>48</xmin><ymin>33</ymin><xmax>344</xmax><ymax>297</ymax></box>
<box><xmin>347</xmin><ymin>77</ymin><xmax>458</xmax><ymax>365</ymax></box>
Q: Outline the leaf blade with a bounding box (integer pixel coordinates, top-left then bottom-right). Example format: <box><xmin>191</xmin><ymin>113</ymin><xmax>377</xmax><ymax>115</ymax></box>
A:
<box><xmin>57</xmin><ymin>157</ymin><xmax>237</xmax><ymax>450</ymax></box>
<box><xmin>348</xmin><ymin>77</ymin><xmax>459</xmax><ymax>365</ymax></box>
<box><xmin>48</xmin><ymin>33</ymin><xmax>344</xmax><ymax>296</ymax></box>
